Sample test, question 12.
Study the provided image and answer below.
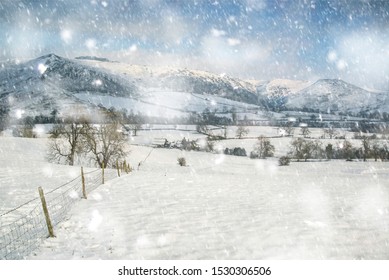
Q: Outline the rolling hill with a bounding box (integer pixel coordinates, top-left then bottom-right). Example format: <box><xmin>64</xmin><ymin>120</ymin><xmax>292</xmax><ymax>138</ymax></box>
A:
<box><xmin>0</xmin><ymin>54</ymin><xmax>388</xmax><ymax>125</ymax></box>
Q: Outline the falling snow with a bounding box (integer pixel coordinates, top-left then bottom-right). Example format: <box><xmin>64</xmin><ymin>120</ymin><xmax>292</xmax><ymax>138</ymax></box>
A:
<box><xmin>0</xmin><ymin>0</ymin><xmax>389</xmax><ymax>262</ymax></box>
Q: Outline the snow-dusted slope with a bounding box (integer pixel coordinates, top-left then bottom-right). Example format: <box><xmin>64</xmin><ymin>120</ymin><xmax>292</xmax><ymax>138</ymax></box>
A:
<box><xmin>257</xmin><ymin>78</ymin><xmax>389</xmax><ymax>115</ymax></box>
<box><xmin>1</xmin><ymin>54</ymin><xmax>387</xmax><ymax>123</ymax></box>
<box><xmin>0</xmin><ymin>54</ymin><xmax>137</xmax><ymax>97</ymax></box>
<box><xmin>79</xmin><ymin>59</ymin><xmax>260</xmax><ymax>105</ymax></box>
<box><xmin>255</xmin><ymin>79</ymin><xmax>313</xmax><ymax>111</ymax></box>
<box><xmin>1</xmin><ymin>54</ymin><xmax>265</xmax><ymax>122</ymax></box>
<box><xmin>74</xmin><ymin>90</ymin><xmax>263</xmax><ymax>120</ymax></box>
<box><xmin>266</xmin><ymin>79</ymin><xmax>313</xmax><ymax>94</ymax></box>
<box><xmin>286</xmin><ymin>79</ymin><xmax>389</xmax><ymax>114</ymax></box>
<box><xmin>0</xmin><ymin>54</ymin><xmax>138</xmax><ymax>120</ymax></box>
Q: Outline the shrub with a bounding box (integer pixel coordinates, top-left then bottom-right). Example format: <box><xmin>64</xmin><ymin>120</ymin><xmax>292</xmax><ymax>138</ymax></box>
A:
<box><xmin>279</xmin><ymin>156</ymin><xmax>290</xmax><ymax>166</ymax></box>
<box><xmin>12</xmin><ymin>126</ymin><xmax>37</xmax><ymax>138</ymax></box>
<box><xmin>340</xmin><ymin>140</ymin><xmax>355</xmax><ymax>161</ymax></box>
<box><xmin>224</xmin><ymin>147</ymin><xmax>247</xmax><ymax>157</ymax></box>
<box><xmin>325</xmin><ymin>144</ymin><xmax>333</xmax><ymax>160</ymax></box>
<box><xmin>177</xmin><ymin>157</ymin><xmax>187</xmax><ymax>166</ymax></box>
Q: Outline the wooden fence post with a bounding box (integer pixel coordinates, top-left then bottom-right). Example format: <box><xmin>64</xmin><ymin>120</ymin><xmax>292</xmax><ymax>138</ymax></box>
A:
<box><xmin>81</xmin><ymin>167</ymin><xmax>87</xmax><ymax>199</ymax></box>
<box><xmin>102</xmin><ymin>162</ymin><xmax>105</xmax><ymax>184</ymax></box>
<box><xmin>38</xmin><ymin>187</ymin><xmax>55</xmax><ymax>238</ymax></box>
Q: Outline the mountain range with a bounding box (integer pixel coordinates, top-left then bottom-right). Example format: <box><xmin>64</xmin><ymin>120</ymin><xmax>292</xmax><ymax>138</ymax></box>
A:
<box><xmin>0</xmin><ymin>53</ymin><xmax>387</xmax><ymax>124</ymax></box>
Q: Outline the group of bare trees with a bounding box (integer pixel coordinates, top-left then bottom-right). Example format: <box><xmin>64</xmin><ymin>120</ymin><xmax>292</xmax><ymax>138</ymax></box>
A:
<box><xmin>246</xmin><ymin>133</ymin><xmax>389</xmax><ymax>164</ymax></box>
<box><xmin>288</xmin><ymin>138</ymin><xmax>325</xmax><ymax>161</ymax></box>
<box><xmin>47</xmin><ymin>118</ymin><xmax>128</xmax><ymax>168</ymax></box>
<box><xmin>286</xmin><ymin>136</ymin><xmax>389</xmax><ymax>162</ymax></box>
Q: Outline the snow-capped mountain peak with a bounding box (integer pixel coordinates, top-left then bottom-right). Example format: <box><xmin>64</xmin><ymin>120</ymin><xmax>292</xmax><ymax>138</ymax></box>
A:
<box><xmin>1</xmin><ymin>54</ymin><xmax>388</xmax><ymax>123</ymax></box>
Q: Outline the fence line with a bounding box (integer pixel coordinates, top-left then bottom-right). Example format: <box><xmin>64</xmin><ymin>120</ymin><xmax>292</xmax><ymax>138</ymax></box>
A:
<box><xmin>0</xmin><ymin>166</ymin><xmax>119</xmax><ymax>260</ymax></box>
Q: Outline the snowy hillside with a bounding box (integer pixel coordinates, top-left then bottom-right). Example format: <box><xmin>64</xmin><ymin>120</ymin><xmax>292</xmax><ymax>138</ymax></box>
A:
<box><xmin>286</xmin><ymin>79</ymin><xmax>389</xmax><ymax>114</ymax></box>
<box><xmin>69</xmin><ymin>57</ymin><xmax>389</xmax><ymax>118</ymax></box>
<box><xmin>1</xmin><ymin>54</ymin><xmax>387</xmax><ymax>124</ymax></box>
<box><xmin>79</xmin><ymin>59</ymin><xmax>259</xmax><ymax>104</ymax></box>
<box><xmin>1</xmin><ymin>54</ymin><xmax>265</xmax><ymax>122</ymax></box>
<box><xmin>256</xmin><ymin>78</ymin><xmax>389</xmax><ymax>115</ymax></box>
<box><xmin>0</xmin><ymin>54</ymin><xmax>138</xmax><ymax>120</ymax></box>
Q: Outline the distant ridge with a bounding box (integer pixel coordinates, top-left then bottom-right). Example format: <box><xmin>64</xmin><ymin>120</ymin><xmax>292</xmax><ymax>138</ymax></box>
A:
<box><xmin>75</xmin><ymin>56</ymin><xmax>111</xmax><ymax>62</ymax></box>
<box><xmin>1</xmin><ymin>53</ymin><xmax>388</xmax><ymax>124</ymax></box>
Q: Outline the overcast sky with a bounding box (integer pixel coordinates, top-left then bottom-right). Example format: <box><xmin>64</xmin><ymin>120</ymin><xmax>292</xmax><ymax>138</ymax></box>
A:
<box><xmin>0</xmin><ymin>0</ymin><xmax>388</xmax><ymax>90</ymax></box>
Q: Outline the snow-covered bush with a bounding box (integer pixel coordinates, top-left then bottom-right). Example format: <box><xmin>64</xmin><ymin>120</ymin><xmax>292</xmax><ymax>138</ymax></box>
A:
<box><xmin>198</xmin><ymin>137</ymin><xmax>218</xmax><ymax>152</ymax></box>
<box><xmin>224</xmin><ymin>147</ymin><xmax>247</xmax><ymax>157</ymax></box>
<box><xmin>12</xmin><ymin>126</ymin><xmax>37</xmax><ymax>138</ymax></box>
<box><xmin>177</xmin><ymin>157</ymin><xmax>187</xmax><ymax>166</ymax></box>
<box><xmin>278</xmin><ymin>156</ymin><xmax>290</xmax><ymax>166</ymax></box>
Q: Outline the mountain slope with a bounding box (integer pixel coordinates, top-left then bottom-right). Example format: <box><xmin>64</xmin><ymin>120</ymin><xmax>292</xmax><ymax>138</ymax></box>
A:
<box><xmin>0</xmin><ymin>54</ymin><xmax>265</xmax><ymax>122</ymax></box>
<box><xmin>255</xmin><ymin>78</ymin><xmax>389</xmax><ymax>115</ymax></box>
<box><xmin>1</xmin><ymin>54</ymin><xmax>388</xmax><ymax>124</ymax></box>
<box><xmin>0</xmin><ymin>54</ymin><xmax>139</xmax><ymax>120</ymax></box>
<box><xmin>286</xmin><ymin>79</ymin><xmax>389</xmax><ymax>114</ymax></box>
<box><xmin>78</xmin><ymin>59</ymin><xmax>260</xmax><ymax>105</ymax></box>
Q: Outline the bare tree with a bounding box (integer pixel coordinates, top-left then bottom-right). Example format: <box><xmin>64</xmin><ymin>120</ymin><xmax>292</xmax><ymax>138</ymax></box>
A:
<box><xmin>251</xmin><ymin>135</ymin><xmax>275</xmax><ymax>158</ymax></box>
<box><xmin>371</xmin><ymin>141</ymin><xmax>381</xmax><ymax>161</ymax></box>
<box><xmin>300</xmin><ymin>126</ymin><xmax>311</xmax><ymax>138</ymax></box>
<box><xmin>310</xmin><ymin>140</ymin><xmax>324</xmax><ymax>160</ymax></box>
<box><xmin>231</xmin><ymin>108</ymin><xmax>237</xmax><ymax>125</ymax></box>
<box><xmin>236</xmin><ymin>125</ymin><xmax>249</xmax><ymax>139</ymax></box>
<box><xmin>47</xmin><ymin>121</ymin><xmax>89</xmax><ymax>166</ymax></box>
<box><xmin>129</xmin><ymin>124</ymin><xmax>142</xmax><ymax>136</ymax></box>
<box><xmin>289</xmin><ymin>138</ymin><xmax>307</xmax><ymax>161</ymax></box>
<box><xmin>282</xmin><ymin>120</ymin><xmax>295</xmax><ymax>136</ymax></box>
<box><xmin>196</xmin><ymin>124</ymin><xmax>211</xmax><ymax>136</ymax></box>
<box><xmin>0</xmin><ymin>101</ymin><xmax>10</xmax><ymax>132</ymax></box>
<box><xmin>323</xmin><ymin>127</ymin><xmax>338</xmax><ymax>139</ymax></box>
<box><xmin>84</xmin><ymin>122</ymin><xmax>128</xmax><ymax>168</ymax></box>
<box><xmin>341</xmin><ymin>140</ymin><xmax>354</xmax><ymax>161</ymax></box>
<box><xmin>361</xmin><ymin>136</ymin><xmax>370</xmax><ymax>161</ymax></box>
<box><xmin>325</xmin><ymin>143</ymin><xmax>333</xmax><ymax>160</ymax></box>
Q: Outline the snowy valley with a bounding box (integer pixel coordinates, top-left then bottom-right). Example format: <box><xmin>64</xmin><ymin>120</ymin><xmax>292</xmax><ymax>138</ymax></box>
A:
<box><xmin>1</xmin><ymin>54</ymin><xmax>389</xmax><ymax>260</ymax></box>
<box><xmin>1</xmin><ymin>127</ymin><xmax>389</xmax><ymax>260</ymax></box>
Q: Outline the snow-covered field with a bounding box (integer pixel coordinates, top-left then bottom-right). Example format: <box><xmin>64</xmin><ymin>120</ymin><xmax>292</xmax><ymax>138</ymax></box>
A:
<box><xmin>1</xmin><ymin>128</ymin><xmax>389</xmax><ymax>259</ymax></box>
<box><xmin>0</xmin><ymin>137</ymin><xmax>84</xmax><ymax>214</ymax></box>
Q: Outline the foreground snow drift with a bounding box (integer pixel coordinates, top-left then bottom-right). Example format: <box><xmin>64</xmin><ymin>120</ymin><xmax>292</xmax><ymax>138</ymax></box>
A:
<box><xmin>28</xmin><ymin>146</ymin><xmax>389</xmax><ymax>259</ymax></box>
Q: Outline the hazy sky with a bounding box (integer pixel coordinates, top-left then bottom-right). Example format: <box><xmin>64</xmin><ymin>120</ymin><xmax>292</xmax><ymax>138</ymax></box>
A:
<box><xmin>0</xmin><ymin>0</ymin><xmax>388</xmax><ymax>90</ymax></box>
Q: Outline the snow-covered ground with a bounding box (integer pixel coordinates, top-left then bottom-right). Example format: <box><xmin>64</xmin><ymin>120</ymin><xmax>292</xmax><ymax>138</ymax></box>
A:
<box><xmin>29</xmin><ymin>146</ymin><xmax>389</xmax><ymax>259</ymax></box>
<box><xmin>1</xmin><ymin>128</ymin><xmax>389</xmax><ymax>259</ymax></box>
<box><xmin>0</xmin><ymin>137</ymin><xmax>83</xmax><ymax>214</ymax></box>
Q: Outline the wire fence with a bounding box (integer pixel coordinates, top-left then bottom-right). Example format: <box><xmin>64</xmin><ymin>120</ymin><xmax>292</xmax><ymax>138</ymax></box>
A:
<box><xmin>0</xmin><ymin>166</ymin><xmax>118</xmax><ymax>260</ymax></box>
